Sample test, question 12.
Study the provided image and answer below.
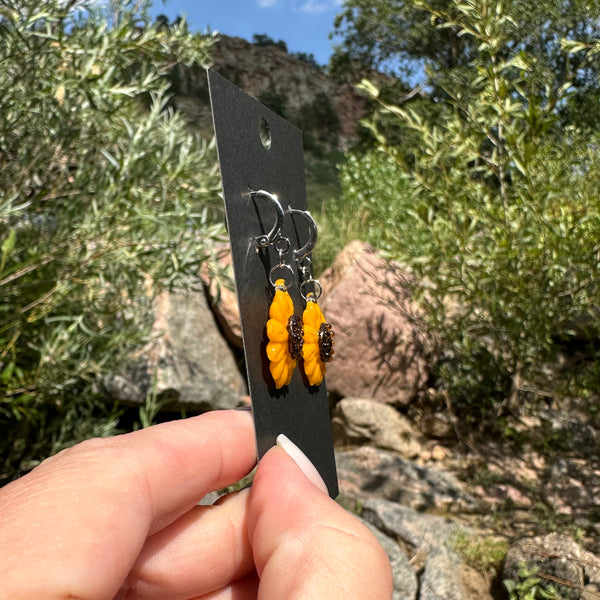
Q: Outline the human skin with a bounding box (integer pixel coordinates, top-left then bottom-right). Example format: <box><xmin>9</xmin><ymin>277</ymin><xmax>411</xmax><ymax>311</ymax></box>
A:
<box><xmin>0</xmin><ymin>409</ymin><xmax>393</xmax><ymax>599</ymax></box>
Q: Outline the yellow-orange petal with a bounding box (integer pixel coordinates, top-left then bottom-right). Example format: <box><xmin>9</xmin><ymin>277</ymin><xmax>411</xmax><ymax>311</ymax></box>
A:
<box><xmin>270</xmin><ymin>354</ymin><xmax>286</xmax><ymax>380</ymax></box>
<box><xmin>269</xmin><ymin>289</ymin><xmax>294</xmax><ymax>323</ymax></box>
<box><xmin>305</xmin><ymin>358</ymin><xmax>325</xmax><ymax>387</ymax></box>
<box><xmin>281</xmin><ymin>359</ymin><xmax>295</xmax><ymax>387</ymax></box>
<box><xmin>266</xmin><ymin>318</ymin><xmax>288</xmax><ymax>342</ymax></box>
<box><xmin>302</xmin><ymin>299</ymin><xmax>325</xmax><ymax>329</ymax></box>
<box><xmin>303</xmin><ymin>327</ymin><xmax>319</xmax><ymax>344</ymax></box>
<box><xmin>302</xmin><ymin>342</ymin><xmax>319</xmax><ymax>362</ymax></box>
<box><xmin>266</xmin><ymin>340</ymin><xmax>287</xmax><ymax>363</ymax></box>
<box><xmin>303</xmin><ymin>358</ymin><xmax>317</xmax><ymax>378</ymax></box>
<box><xmin>271</xmin><ymin>356</ymin><xmax>295</xmax><ymax>388</ymax></box>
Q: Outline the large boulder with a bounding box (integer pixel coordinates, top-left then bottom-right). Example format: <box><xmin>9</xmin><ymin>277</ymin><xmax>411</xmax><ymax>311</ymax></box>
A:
<box><xmin>105</xmin><ymin>287</ymin><xmax>247</xmax><ymax>411</ymax></box>
<box><xmin>419</xmin><ymin>544</ymin><xmax>468</xmax><ymax>600</ymax></box>
<box><xmin>361</xmin><ymin>499</ymin><xmax>493</xmax><ymax>600</ymax></box>
<box><xmin>201</xmin><ymin>244</ymin><xmax>243</xmax><ymax>350</ymax></box>
<box><xmin>359</xmin><ymin>516</ymin><xmax>418</xmax><ymax>600</ymax></box>
<box><xmin>320</xmin><ymin>241</ymin><xmax>435</xmax><ymax>406</ymax></box>
<box><xmin>332</xmin><ymin>397</ymin><xmax>425</xmax><ymax>458</ymax></box>
<box><xmin>335</xmin><ymin>446</ymin><xmax>477</xmax><ymax>512</ymax></box>
<box><xmin>362</xmin><ymin>499</ymin><xmax>461</xmax><ymax>549</ymax></box>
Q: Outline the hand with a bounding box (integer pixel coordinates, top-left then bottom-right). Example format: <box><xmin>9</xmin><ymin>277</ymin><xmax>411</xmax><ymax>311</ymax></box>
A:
<box><xmin>0</xmin><ymin>409</ymin><xmax>392</xmax><ymax>599</ymax></box>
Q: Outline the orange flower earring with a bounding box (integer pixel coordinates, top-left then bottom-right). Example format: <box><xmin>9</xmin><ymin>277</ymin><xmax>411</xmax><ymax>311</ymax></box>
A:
<box><xmin>289</xmin><ymin>208</ymin><xmax>334</xmax><ymax>387</ymax></box>
<box><xmin>266</xmin><ymin>273</ymin><xmax>303</xmax><ymax>389</ymax></box>
<box><xmin>255</xmin><ymin>190</ymin><xmax>302</xmax><ymax>389</ymax></box>
<box><xmin>301</xmin><ymin>283</ymin><xmax>334</xmax><ymax>387</ymax></box>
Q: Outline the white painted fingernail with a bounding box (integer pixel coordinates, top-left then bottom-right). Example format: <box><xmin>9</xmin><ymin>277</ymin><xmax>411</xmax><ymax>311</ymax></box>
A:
<box><xmin>276</xmin><ymin>434</ymin><xmax>328</xmax><ymax>494</ymax></box>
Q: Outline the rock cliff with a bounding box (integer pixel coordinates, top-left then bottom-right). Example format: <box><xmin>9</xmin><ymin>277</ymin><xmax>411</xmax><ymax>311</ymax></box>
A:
<box><xmin>167</xmin><ymin>34</ymin><xmax>369</xmax><ymax>208</ymax></box>
<box><xmin>210</xmin><ymin>35</ymin><xmax>367</xmax><ymax>150</ymax></box>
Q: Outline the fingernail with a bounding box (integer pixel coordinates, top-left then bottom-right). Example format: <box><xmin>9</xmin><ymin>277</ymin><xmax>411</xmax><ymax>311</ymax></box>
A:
<box><xmin>276</xmin><ymin>434</ymin><xmax>328</xmax><ymax>494</ymax></box>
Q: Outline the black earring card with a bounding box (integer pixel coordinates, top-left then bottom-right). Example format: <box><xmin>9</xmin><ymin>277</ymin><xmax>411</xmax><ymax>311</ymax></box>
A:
<box><xmin>207</xmin><ymin>69</ymin><xmax>338</xmax><ymax>498</ymax></box>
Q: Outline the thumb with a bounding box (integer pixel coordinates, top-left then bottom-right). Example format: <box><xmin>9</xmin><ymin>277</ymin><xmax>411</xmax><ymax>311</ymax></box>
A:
<box><xmin>247</xmin><ymin>435</ymin><xmax>393</xmax><ymax>599</ymax></box>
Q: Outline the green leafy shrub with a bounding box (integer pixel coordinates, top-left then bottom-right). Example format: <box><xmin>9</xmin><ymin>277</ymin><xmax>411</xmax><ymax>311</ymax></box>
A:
<box><xmin>451</xmin><ymin>530</ymin><xmax>508</xmax><ymax>578</ymax></box>
<box><xmin>0</xmin><ymin>0</ymin><xmax>223</xmax><ymax>481</ymax></box>
<box><xmin>330</xmin><ymin>0</ymin><xmax>600</xmax><ymax>423</ymax></box>
<box><xmin>504</xmin><ymin>565</ymin><xmax>567</xmax><ymax>600</ymax></box>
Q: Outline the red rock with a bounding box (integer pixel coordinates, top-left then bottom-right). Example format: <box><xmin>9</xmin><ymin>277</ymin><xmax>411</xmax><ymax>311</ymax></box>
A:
<box><xmin>320</xmin><ymin>241</ymin><xmax>436</xmax><ymax>406</ymax></box>
<box><xmin>201</xmin><ymin>244</ymin><xmax>243</xmax><ymax>350</ymax></box>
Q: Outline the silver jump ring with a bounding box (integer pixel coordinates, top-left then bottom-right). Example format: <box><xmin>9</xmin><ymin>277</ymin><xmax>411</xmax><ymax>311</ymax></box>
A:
<box><xmin>251</xmin><ymin>190</ymin><xmax>284</xmax><ymax>249</ymax></box>
<box><xmin>297</xmin><ymin>256</ymin><xmax>313</xmax><ymax>280</ymax></box>
<box><xmin>274</xmin><ymin>236</ymin><xmax>290</xmax><ymax>256</ymax></box>
<box><xmin>269</xmin><ymin>263</ymin><xmax>296</xmax><ymax>290</ymax></box>
<box><xmin>300</xmin><ymin>278</ymin><xmax>322</xmax><ymax>302</ymax></box>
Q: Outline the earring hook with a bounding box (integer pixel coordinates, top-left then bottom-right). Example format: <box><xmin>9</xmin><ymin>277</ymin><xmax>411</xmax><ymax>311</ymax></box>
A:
<box><xmin>288</xmin><ymin>208</ymin><xmax>317</xmax><ymax>261</ymax></box>
<box><xmin>251</xmin><ymin>190</ymin><xmax>284</xmax><ymax>248</ymax></box>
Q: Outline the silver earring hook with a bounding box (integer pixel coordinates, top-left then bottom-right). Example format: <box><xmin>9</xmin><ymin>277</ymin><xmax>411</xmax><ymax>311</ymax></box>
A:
<box><xmin>289</xmin><ymin>208</ymin><xmax>322</xmax><ymax>301</ymax></box>
<box><xmin>251</xmin><ymin>190</ymin><xmax>284</xmax><ymax>249</ymax></box>
<box><xmin>288</xmin><ymin>208</ymin><xmax>317</xmax><ymax>261</ymax></box>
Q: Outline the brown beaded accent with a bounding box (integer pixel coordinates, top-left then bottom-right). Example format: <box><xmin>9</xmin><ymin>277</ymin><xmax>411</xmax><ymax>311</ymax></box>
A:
<box><xmin>287</xmin><ymin>315</ymin><xmax>304</xmax><ymax>360</ymax></box>
<box><xmin>318</xmin><ymin>323</ymin><xmax>334</xmax><ymax>363</ymax></box>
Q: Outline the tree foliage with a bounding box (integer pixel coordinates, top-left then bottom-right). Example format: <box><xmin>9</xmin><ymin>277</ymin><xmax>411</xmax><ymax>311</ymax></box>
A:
<box><xmin>0</xmin><ymin>0</ymin><xmax>222</xmax><ymax>480</ymax></box>
<box><xmin>330</xmin><ymin>0</ymin><xmax>600</xmax><ymax>422</ymax></box>
<box><xmin>252</xmin><ymin>33</ymin><xmax>288</xmax><ymax>53</ymax></box>
<box><xmin>331</xmin><ymin>0</ymin><xmax>462</xmax><ymax>80</ymax></box>
<box><xmin>332</xmin><ymin>0</ymin><xmax>600</xmax><ymax>129</ymax></box>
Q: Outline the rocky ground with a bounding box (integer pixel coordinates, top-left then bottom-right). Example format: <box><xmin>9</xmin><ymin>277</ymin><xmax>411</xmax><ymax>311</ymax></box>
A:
<box><xmin>333</xmin><ymin>396</ymin><xmax>600</xmax><ymax>599</ymax></box>
<box><xmin>107</xmin><ymin>240</ymin><xmax>600</xmax><ymax>599</ymax></box>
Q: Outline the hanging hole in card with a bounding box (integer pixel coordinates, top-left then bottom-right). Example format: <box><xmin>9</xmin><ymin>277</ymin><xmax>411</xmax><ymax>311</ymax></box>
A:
<box><xmin>259</xmin><ymin>117</ymin><xmax>272</xmax><ymax>150</ymax></box>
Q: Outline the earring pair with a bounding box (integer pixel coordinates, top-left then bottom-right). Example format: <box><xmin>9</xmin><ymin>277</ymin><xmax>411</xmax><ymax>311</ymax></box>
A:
<box><xmin>252</xmin><ymin>190</ymin><xmax>334</xmax><ymax>389</ymax></box>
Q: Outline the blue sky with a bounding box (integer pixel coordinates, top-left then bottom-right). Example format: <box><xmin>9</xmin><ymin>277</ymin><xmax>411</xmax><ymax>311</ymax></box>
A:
<box><xmin>149</xmin><ymin>0</ymin><xmax>344</xmax><ymax>66</ymax></box>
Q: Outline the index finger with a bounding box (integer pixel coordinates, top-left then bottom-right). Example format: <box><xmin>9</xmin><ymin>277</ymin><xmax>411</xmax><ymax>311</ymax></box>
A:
<box><xmin>0</xmin><ymin>409</ymin><xmax>256</xmax><ymax>599</ymax></box>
